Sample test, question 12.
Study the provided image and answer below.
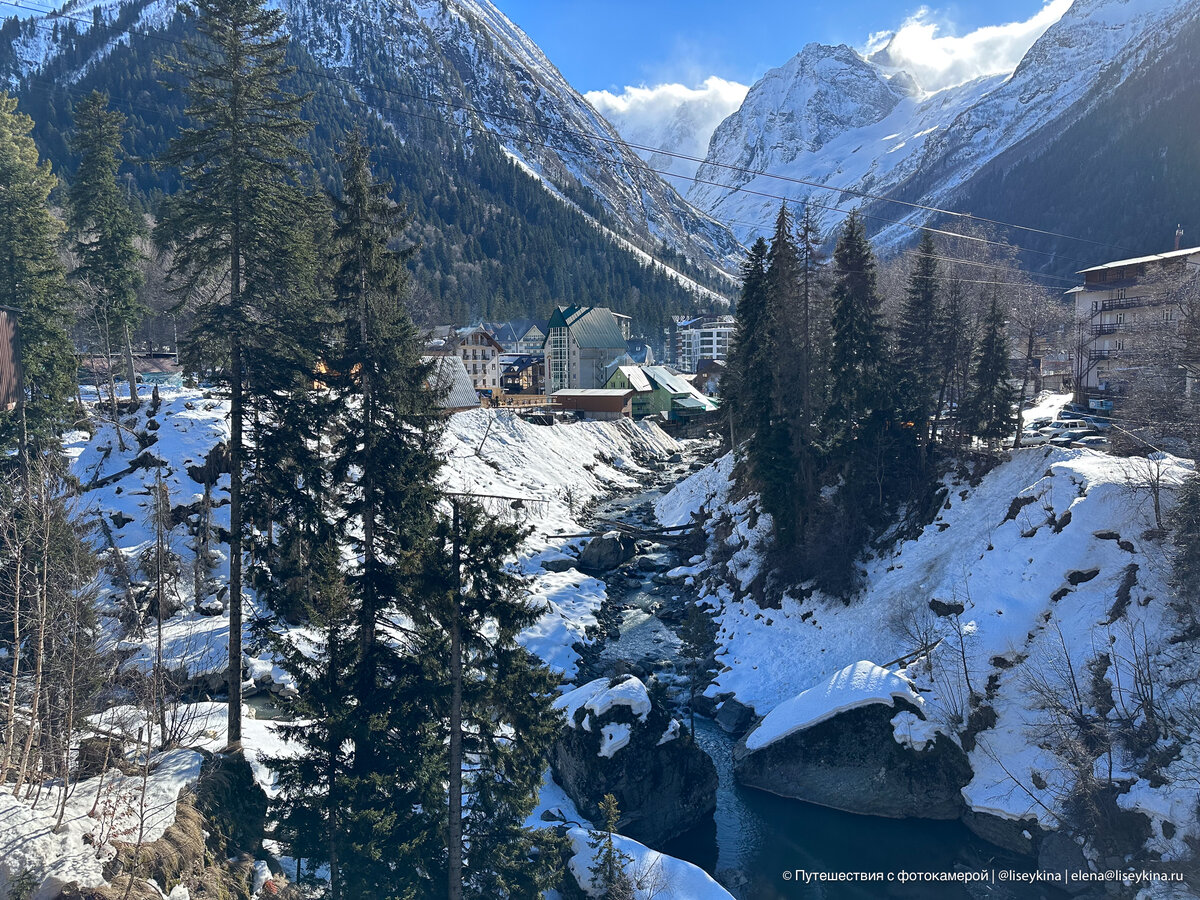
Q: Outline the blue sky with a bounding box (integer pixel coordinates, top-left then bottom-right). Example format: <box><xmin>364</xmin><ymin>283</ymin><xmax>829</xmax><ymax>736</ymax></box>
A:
<box><xmin>496</xmin><ymin>0</ymin><xmax>1061</xmax><ymax>92</ymax></box>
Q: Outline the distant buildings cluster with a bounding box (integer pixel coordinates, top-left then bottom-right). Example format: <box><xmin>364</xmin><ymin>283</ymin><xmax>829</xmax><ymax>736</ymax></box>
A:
<box><xmin>422</xmin><ymin>305</ymin><xmax>730</xmax><ymax>421</ymax></box>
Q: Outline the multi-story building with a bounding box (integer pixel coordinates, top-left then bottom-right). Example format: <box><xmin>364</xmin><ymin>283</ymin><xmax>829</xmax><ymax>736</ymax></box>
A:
<box><xmin>450</xmin><ymin>325</ymin><xmax>505</xmax><ymax>396</ymax></box>
<box><xmin>544</xmin><ymin>306</ymin><xmax>630</xmax><ymax>395</ymax></box>
<box><xmin>1067</xmin><ymin>241</ymin><xmax>1200</xmax><ymax>406</ymax></box>
<box><xmin>673</xmin><ymin>314</ymin><xmax>735</xmax><ymax>373</ymax></box>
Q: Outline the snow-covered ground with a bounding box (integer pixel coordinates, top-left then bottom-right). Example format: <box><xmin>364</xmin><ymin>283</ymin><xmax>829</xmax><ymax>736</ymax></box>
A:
<box><xmin>657</xmin><ymin>433</ymin><xmax>1200</xmax><ymax>856</ymax></box>
<box><xmin>4</xmin><ymin>387</ymin><xmax>692</xmax><ymax>896</ymax></box>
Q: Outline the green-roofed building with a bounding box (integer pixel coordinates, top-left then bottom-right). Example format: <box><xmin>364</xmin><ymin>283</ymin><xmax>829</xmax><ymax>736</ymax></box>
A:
<box><xmin>604</xmin><ymin>364</ymin><xmax>719</xmax><ymax>421</ymax></box>
<box><xmin>544</xmin><ymin>305</ymin><xmax>632</xmax><ymax>395</ymax></box>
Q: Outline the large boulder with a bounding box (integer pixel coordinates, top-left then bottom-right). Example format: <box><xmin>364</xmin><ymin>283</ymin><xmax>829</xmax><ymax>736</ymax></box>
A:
<box><xmin>550</xmin><ymin>675</ymin><xmax>717</xmax><ymax>847</ymax></box>
<box><xmin>576</xmin><ymin>531</ymin><xmax>637</xmax><ymax>573</ymax></box>
<box><xmin>733</xmin><ymin>661</ymin><xmax>972</xmax><ymax>819</ymax></box>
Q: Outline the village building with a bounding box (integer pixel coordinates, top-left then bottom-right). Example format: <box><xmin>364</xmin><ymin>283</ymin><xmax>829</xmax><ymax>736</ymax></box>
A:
<box><xmin>551</xmin><ymin>388</ymin><xmax>634</xmax><ymax>420</ymax></box>
<box><xmin>672</xmin><ymin>314</ymin><xmax>735</xmax><ymax>373</ymax></box>
<box><xmin>488</xmin><ymin>319</ymin><xmax>548</xmax><ymax>355</ymax></box>
<box><xmin>1067</xmin><ymin>238</ymin><xmax>1200</xmax><ymax>407</ymax></box>
<box><xmin>544</xmin><ymin>306</ymin><xmax>631</xmax><ymax>395</ymax></box>
<box><xmin>500</xmin><ymin>353</ymin><xmax>545</xmax><ymax>395</ymax></box>
<box><xmin>423</xmin><ymin>355</ymin><xmax>481</xmax><ymax>413</ymax></box>
<box><xmin>604</xmin><ymin>364</ymin><xmax>719</xmax><ymax>421</ymax></box>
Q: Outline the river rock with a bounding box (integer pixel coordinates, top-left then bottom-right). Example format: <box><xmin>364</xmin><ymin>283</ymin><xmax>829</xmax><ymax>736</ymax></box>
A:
<box><xmin>715</xmin><ymin>697</ymin><xmax>755</xmax><ymax>735</ymax></box>
<box><xmin>733</xmin><ymin>661</ymin><xmax>972</xmax><ymax>819</ymax></box>
<box><xmin>961</xmin><ymin>807</ymin><xmax>1040</xmax><ymax>856</ymax></box>
<box><xmin>576</xmin><ymin>531</ymin><xmax>638</xmax><ymax>572</ymax></box>
<box><xmin>1037</xmin><ymin>832</ymin><xmax>1090</xmax><ymax>894</ymax></box>
<box><xmin>550</xmin><ymin>675</ymin><xmax>717</xmax><ymax>847</ymax></box>
<box><xmin>541</xmin><ymin>553</ymin><xmax>578</xmax><ymax>573</ymax></box>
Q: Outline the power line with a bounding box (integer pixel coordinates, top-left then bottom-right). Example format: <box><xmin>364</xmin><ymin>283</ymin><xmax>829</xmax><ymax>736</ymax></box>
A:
<box><xmin>6</xmin><ymin>0</ymin><xmax>1126</xmax><ymax>266</ymax></box>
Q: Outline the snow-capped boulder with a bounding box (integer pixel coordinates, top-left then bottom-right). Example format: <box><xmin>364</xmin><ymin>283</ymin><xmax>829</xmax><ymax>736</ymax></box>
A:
<box><xmin>733</xmin><ymin>662</ymin><xmax>971</xmax><ymax>819</ymax></box>
<box><xmin>551</xmin><ymin>675</ymin><xmax>717</xmax><ymax>846</ymax></box>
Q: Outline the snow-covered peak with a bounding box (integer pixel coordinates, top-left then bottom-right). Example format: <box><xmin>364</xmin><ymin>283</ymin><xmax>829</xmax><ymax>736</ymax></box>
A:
<box><xmin>686</xmin><ymin>0</ymin><xmax>1200</xmax><ymax>247</ymax></box>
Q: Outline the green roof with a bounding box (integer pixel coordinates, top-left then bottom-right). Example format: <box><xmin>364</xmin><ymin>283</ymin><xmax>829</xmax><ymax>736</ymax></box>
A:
<box><xmin>547</xmin><ymin>305</ymin><xmax>627</xmax><ymax>350</ymax></box>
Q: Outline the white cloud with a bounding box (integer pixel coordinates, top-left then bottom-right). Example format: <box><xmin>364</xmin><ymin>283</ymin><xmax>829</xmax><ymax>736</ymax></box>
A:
<box><xmin>585</xmin><ymin>76</ymin><xmax>749</xmax><ymax>183</ymax></box>
<box><xmin>866</xmin><ymin>0</ymin><xmax>1073</xmax><ymax>92</ymax></box>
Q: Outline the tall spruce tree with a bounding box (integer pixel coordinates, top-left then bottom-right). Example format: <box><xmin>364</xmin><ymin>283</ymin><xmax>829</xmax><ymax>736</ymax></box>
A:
<box><xmin>1168</xmin><ymin>470</ymin><xmax>1200</xmax><ymax>631</ymax></box>
<box><xmin>427</xmin><ymin>500</ymin><xmax>564</xmax><ymax>899</ymax></box>
<box><xmin>930</xmin><ymin>276</ymin><xmax>966</xmax><ymax>448</ymax></box>
<box><xmin>325</xmin><ymin>135</ymin><xmax>447</xmax><ymax>897</ymax></box>
<box><xmin>67</xmin><ymin>90</ymin><xmax>146</xmax><ymax>420</ymax></box>
<box><xmin>895</xmin><ymin>230</ymin><xmax>940</xmax><ymax>458</ymax></box>
<box><xmin>758</xmin><ymin>204</ymin><xmax>800</xmax><ymax>541</ymax></box>
<box><xmin>962</xmin><ymin>291</ymin><xmax>1016</xmax><ymax>447</ymax></box>
<box><xmin>722</xmin><ymin>237</ymin><xmax>769</xmax><ymax>445</ymax></box>
<box><xmin>154</xmin><ymin>0</ymin><xmax>313</xmax><ymax>744</ymax></box>
<box><xmin>0</xmin><ymin>92</ymin><xmax>74</xmax><ymax>458</ymax></box>
<box><xmin>826</xmin><ymin>211</ymin><xmax>887</xmax><ymax>440</ymax></box>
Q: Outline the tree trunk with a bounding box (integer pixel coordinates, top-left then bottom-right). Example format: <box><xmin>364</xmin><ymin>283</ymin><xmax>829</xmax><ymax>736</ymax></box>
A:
<box><xmin>1011</xmin><ymin>330</ymin><xmax>1035</xmax><ymax>450</ymax></box>
<box><xmin>124</xmin><ymin>322</ymin><xmax>139</xmax><ymax>410</ymax></box>
<box><xmin>447</xmin><ymin>500</ymin><xmax>464</xmax><ymax>900</ymax></box>
<box><xmin>228</xmin><ymin>331</ymin><xmax>243</xmax><ymax>747</ymax></box>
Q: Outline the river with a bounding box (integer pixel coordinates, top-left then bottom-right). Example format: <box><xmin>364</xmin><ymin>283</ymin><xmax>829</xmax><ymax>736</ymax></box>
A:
<box><xmin>582</xmin><ymin>454</ymin><xmax>1054</xmax><ymax>900</ymax></box>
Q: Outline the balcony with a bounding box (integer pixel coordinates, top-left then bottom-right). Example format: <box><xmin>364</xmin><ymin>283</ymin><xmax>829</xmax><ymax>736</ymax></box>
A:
<box><xmin>1090</xmin><ymin>323</ymin><xmax>1121</xmax><ymax>336</ymax></box>
<box><xmin>1097</xmin><ymin>296</ymin><xmax>1149</xmax><ymax>312</ymax></box>
<box><xmin>1088</xmin><ymin>348</ymin><xmax>1126</xmax><ymax>360</ymax></box>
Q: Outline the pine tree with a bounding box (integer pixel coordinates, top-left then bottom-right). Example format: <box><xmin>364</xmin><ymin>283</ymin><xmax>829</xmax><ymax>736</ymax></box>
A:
<box><xmin>756</xmin><ymin>204</ymin><xmax>799</xmax><ymax>542</ymax></box>
<box><xmin>962</xmin><ymin>291</ymin><xmax>1016</xmax><ymax>448</ymax></box>
<box><xmin>587</xmin><ymin>793</ymin><xmax>634</xmax><ymax>900</ymax></box>
<box><xmin>1168</xmin><ymin>470</ymin><xmax>1200</xmax><ymax>631</ymax></box>
<box><xmin>428</xmin><ymin>500</ymin><xmax>564</xmax><ymax>899</ymax></box>
<box><xmin>0</xmin><ymin>92</ymin><xmax>74</xmax><ymax>458</ymax></box>
<box><xmin>721</xmin><ymin>237</ymin><xmax>769</xmax><ymax>445</ymax></box>
<box><xmin>154</xmin><ymin>0</ymin><xmax>313</xmax><ymax>744</ymax></box>
<box><xmin>929</xmin><ymin>276</ymin><xmax>966</xmax><ymax>448</ymax></box>
<box><xmin>316</xmin><ymin>135</ymin><xmax>447</xmax><ymax>898</ymax></box>
<box><xmin>895</xmin><ymin>230</ymin><xmax>940</xmax><ymax>457</ymax></box>
<box><xmin>826</xmin><ymin>211</ymin><xmax>887</xmax><ymax>438</ymax></box>
<box><xmin>679</xmin><ymin>602</ymin><xmax>713</xmax><ymax>736</ymax></box>
<box><xmin>67</xmin><ymin>90</ymin><xmax>146</xmax><ymax>421</ymax></box>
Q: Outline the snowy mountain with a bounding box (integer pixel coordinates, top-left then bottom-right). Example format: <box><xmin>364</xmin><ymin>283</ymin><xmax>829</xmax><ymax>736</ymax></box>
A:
<box><xmin>2</xmin><ymin>0</ymin><xmax>744</xmax><ymax>291</ymax></box>
<box><xmin>685</xmin><ymin>0</ymin><xmax>1200</xmax><ymax>260</ymax></box>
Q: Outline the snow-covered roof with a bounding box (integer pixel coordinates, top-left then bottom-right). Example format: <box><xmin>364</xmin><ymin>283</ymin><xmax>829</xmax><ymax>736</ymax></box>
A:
<box><xmin>743</xmin><ymin>661</ymin><xmax>923</xmax><ymax>751</ymax></box>
<box><xmin>1076</xmin><ymin>245</ymin><xmax>1200</xmax><ymax>274</ymax></box>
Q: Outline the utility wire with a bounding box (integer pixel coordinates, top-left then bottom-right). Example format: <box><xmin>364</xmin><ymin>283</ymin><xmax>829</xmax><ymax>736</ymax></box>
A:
<box><xmin>5</xmin><ymin>0</ymin><xmax>1127</xmax><ymax>263</ymax></box>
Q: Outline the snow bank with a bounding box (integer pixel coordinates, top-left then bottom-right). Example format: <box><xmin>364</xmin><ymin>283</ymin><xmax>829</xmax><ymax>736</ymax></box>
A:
<box><xmin>565</xmin><ymin>826</ymin><xmax>734</xmax><ymax>899</ymax></box>
<box><xmin>744</xmin><ymin>661</ymin><xmax>923</xmax><ymax>751</ymax></box>
<box><xmin>0</xmin><ymin>749</ymin><xmax>203</xmax><ymax>900</ymax></box>
<box><xmin>667</xmin><ymin>444</ymin><xmax>1200</xmax><ymax>836</ymax></box>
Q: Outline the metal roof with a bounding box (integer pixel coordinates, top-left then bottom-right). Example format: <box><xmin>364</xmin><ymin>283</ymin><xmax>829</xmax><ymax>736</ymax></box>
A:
<box><xmin>1077</xmin><ymin>246</ymin><xmax>1200</xmax><ymax>274</ymax></box>
<box><xmin>547</xmin><ymin>305</ymin><xmax>628</xmax><ymax>350</ymax></box>
<box><xmin>423</xmin><ymin>355</ymin><xmax>480</xmax><ymax>411</ymax></box>
<box><xmin>553</xmin><ymin>389</ymin><xmax>633</xmax><ymax>397</ymax></box>
<box><xmin>612</xmin><ymin>365</ymin><xmax>652</xmax><ymax>392</ymax></box>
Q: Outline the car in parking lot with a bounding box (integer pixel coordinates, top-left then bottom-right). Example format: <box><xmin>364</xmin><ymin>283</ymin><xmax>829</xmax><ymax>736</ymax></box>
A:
<box><xmin>1039</xmin><ymin>419</ymin><xmax>1095</xmax><ymax>438</ymax></box>
<box><xmin>1019</xmin><ymin>429</ymin><xmax>1050</xmax><ymax>446</ymax></box>
<box><xmin>1072</xmin><ymin>435</ymin><xmax>1111</xmax><ymax>451</ymax></box>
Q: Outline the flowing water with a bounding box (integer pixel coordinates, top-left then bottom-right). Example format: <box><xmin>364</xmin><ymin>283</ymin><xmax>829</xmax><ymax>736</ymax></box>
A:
<box><xmin>585</xmin><ymin>460</ymin><xmax>1059</xmax><ymax>900</ymax></box>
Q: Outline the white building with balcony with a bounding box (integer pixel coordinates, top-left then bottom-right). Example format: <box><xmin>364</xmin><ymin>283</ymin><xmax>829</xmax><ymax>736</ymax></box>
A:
<box><xmin>1067</xmin><ymin>243</ymin><xmax>1200</xmax><ymax>405</ymax></box>
<box><xmin>674</xmin><ymin>315</ymin><xmax>735</xmax><ymax>373</ymax></box>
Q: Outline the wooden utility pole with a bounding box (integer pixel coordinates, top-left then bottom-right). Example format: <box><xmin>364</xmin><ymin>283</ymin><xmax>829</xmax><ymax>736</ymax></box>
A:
<box><xmin>447</xmin><ymin>498</ymin><xmax>463</xmax><ymax>900</ymax></box>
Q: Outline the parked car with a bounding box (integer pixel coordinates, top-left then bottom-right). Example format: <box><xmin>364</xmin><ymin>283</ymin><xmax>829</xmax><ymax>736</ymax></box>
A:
<box><xmin>1072</xmin><ymin>435</ymin><xmax>1112</xmax><ymax>451</ymax></box>
<box><xmin>1020</xmin><ymin>429</ymin><xmax>1050</xmax><ymax>446</ymax></box>
<box><xmin>1049</xmin><ymin>434</ymin><xmax>1077</xmax><ymax>448</ymax></box>
<box><xmin>1025</xmin><ymin>417</ymin><xmax>1053</xmax><ymax>430</ymax></box>
<box><xmin>1083</xmin><ymin>416</ymin><xmax>1113</xmax><ymax>432</ymax></box>
<box><xmin>1039</xmin><ymin>419</ymin><xmax>1094</xmax><ymax>437</ymax></box>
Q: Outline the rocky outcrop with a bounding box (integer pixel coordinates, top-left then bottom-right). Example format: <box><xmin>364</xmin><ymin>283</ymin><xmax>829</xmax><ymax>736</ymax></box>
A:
<box><xmin>550</xmin><ymin>676</ymin><xmax>717</xmax><ymax>847</ymax></box>
<box><xmin>576</xmin><ymin>531</ymin><xmax>638</xmax><ymax>573</ymax></box>
<box><xmin>732</xmin><ymin>665</ymin><xmax>973</xmax><ymax>819</ymax></box>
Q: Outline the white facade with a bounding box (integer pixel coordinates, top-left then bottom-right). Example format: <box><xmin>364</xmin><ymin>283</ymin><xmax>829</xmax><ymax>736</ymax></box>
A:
<box><xmin>455</xmin><ymin>327</ymin><xmax>502</xmax><ymax>395</ymax></box>
<box><xmin>676</xmin><ymin>316</ymin><xmax>735</xmax><ymax>373</ymax></box>
<box><xmin>1069</xmin><ymin>245</ymin><xmax>1200</xmax><ymax>400</ymax></box>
